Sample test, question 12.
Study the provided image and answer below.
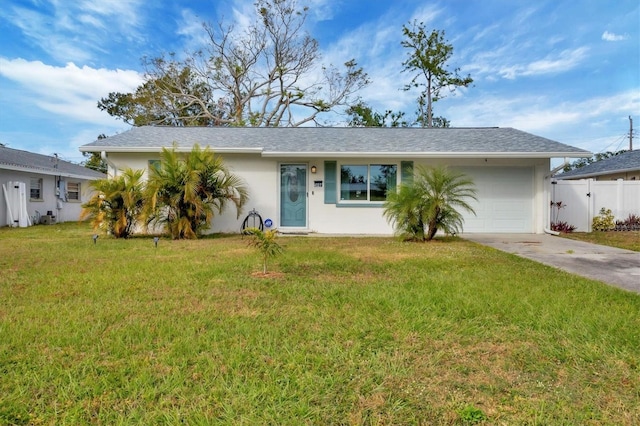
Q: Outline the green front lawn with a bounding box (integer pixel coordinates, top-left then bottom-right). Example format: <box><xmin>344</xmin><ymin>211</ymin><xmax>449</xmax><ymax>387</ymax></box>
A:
<box><xmin>1</xmin><ymin>223</ymin><xmax>639</xmax><ymax>424</ymax></box>
<box><xmin>561</xmin><ymin>231</ymin><xmax>640</xmax><ymax>252</ymax></box>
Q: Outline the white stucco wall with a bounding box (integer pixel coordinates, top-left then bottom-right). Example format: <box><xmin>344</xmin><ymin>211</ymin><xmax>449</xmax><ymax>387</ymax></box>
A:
<box><xmin>106</xmin><ymin>152</ymin><xmax>550</xmax><ymax>235</ymax></box>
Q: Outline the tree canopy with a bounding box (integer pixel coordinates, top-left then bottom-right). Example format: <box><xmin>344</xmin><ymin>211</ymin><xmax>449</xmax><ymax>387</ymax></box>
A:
<box><xmin>345</xmin><ymin>102</ymin><xmax>407</xmax><ymax>127</ymax></box>
<box><xmin>345</xmin><ymin>22</ymin><xmax>469</xmax><ymax>128</ymax></box>
<box><xmin>401</xmin><ymin>22</ymin><xmax>472</xmax><ymax>128</ymax></box>
<box><xmin>562</xmin><ymin>150</ymin><xmax>627</xmax><ymax>172</ymax></box>
<box><xmin>98</xmin><ymin>65</ymin><xmax>217</xmax><ymax>126</ymax></box>
<box><xmin>81</xmin><ymin>134</ymin><xmax>108</xmax><ymax>173</ymax></box>
<box><xmin>345</xmin><ymin>101</ymin><xmax>451</xmax><ymax>128</ymax></box>
<box><xmin>98</xmin><ymin>0</ymin><xmax>369</xmax><ymax>127</ymax></box>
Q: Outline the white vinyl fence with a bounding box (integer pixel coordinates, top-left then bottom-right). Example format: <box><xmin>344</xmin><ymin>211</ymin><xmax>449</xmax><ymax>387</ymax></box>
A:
<box><xmin>551</xmin><ymin>179</ymin><xmax>640</xmax><ymax>232</ymax></box>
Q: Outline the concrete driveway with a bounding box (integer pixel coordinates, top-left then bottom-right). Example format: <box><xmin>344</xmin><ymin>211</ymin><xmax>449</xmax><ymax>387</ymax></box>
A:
<box><xmin>463</xmin><ymin>233</ymin><xmax>640</xmax><ymax>294</ymax></box>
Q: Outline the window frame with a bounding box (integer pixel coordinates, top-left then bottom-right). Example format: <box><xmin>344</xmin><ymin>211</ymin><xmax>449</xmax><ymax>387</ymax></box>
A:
<box><xmin>67</xmin><ymin>182</ymin><xmax>81</xmax><ymax>202</ymax></box>
<box><xmin>30</xmin><ymin>177</ymin><xmax>43</xmax><ymax>201</ymax></box>
<box><xmin>338</xmin><ymin>163</ymin><xmax>398</xmax><ymax>204</ymax></box>
<box><xmin>148</xmin><ymin>159</ymin><xmax>161</xmax><ymax>175</ymax></box>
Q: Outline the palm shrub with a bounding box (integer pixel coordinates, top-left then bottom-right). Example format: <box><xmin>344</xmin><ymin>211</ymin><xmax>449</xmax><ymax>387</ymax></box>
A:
<box><xmin>382</xmin><ymin>183</ymin><xmax>428</xmax><ymax>241</ymax></box>
<box><xmin>80</xmin><ymin>168</ymin><xmax>145</xmax><ymax>238</ymax></box>
<box><xmin>244</xmin><ymin>227</ymin><xmax>283</xmax><ymax>274</ymax></box>
<box><xmin>144</xmin><ymin>144</ymin><xmax>249</xmax><ymax>239</ymax></box>
<box><xmin>384</xmin><ymin>165</ymin><xmax>477</xmax><ymax>241</ymax></box>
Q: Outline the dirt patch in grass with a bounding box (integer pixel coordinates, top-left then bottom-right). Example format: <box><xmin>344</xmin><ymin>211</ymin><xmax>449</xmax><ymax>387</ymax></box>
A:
<box><xmin>250</xmin><ymin>271</ymin><xmax>285</xmax><ymax>279</ymax></box>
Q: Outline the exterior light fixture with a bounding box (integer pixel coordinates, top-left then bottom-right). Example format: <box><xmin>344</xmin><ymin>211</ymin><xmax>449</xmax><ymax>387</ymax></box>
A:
<box><xmin>310</xmin><ymin>165</ymin><xmax>317</xmax><ymax>174</ymax></box>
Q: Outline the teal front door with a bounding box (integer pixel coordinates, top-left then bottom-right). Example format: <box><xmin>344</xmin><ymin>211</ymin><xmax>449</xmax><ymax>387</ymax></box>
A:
<box><xmin>280</xmin><ymin>164</ymin><xmax>307</xmax><ymax>227</ymax></box>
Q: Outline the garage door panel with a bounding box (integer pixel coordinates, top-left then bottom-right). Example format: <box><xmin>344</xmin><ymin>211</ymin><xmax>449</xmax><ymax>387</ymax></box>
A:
<box><xmin>491</xmin><ymin>200</ymin><xmax>527</xmax><ymax>212</ymax></box>
<box><xmin>459</xmin><ymin>167</ymin><xmax>533</xmax><ymax>233</ymax></box>
<box><xmin>463</xmin><ymin>217</ymin><xmax>487</xmax><ymax>230</ymax></box>
<box><xmin>491</xmin><ymin>218</ymin><xmax>530</xmax><ymax>232</ymax></box>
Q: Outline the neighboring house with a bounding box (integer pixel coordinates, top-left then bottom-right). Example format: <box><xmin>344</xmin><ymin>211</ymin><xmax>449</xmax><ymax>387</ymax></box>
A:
<box><xmin>554</xmin><ymin>149</ymin><xmax>640</xmax><ymax>181</ymax></box>
<box><xmin>79</xmin><ymin>126</ymin><xmax>590</xmax><ymax>235</ymax></box>
<box><xmin>0</xmin><ymin>145</ymin><xmax>106</xmax><ymax>227</ymax></box>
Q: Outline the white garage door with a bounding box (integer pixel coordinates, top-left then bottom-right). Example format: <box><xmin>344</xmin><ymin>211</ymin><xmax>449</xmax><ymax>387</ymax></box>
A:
<box><xmin>460</xmin><ymin>167</ymin><xmax>534</xmax><ymax>233</ymax></box>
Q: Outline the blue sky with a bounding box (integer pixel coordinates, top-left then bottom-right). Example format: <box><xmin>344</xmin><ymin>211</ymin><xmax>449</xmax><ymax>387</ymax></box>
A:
<box><xmin>0</xmin><ymin>0</ymin><xmax>638</xmax><ymax>164</ymax></box>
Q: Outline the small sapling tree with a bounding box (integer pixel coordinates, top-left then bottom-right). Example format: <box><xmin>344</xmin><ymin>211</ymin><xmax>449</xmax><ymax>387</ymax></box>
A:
<box><xmin>245</xmin><ymin>228</ymin><xmax>283</xmax><ymax>274</ymax></box>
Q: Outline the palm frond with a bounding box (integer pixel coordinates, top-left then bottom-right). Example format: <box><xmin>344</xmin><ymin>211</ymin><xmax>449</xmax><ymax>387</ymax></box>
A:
<box><xmin>144</xmin><ymin>144</ymin><xmax>249</xmax><ymax>239</ymax></box>
<box><xmin>383</xmin><ymin>165</ymin><xmax>477</xmax><ymax>241</ymax></box>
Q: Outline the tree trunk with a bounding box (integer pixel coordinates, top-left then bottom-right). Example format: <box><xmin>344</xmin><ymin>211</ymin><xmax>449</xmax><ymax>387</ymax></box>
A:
<box><xmin>426</xmin><ymin>207</ymin><xmax>439</xmax><ymax>240</ymax></box>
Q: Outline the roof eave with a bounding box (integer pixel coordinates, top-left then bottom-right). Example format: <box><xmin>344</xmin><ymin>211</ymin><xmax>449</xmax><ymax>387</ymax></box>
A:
<box><xmin>261</xmin><ymin>151</ymin><xmax>592</xmax><ymax>159</ymax></box>
<box><xmin>0</xmin><ymin>164</ymin><xmax>104</xmax><ymax>180</ymax></box>
<box><xmin>80</xmin><ymin>146</ymin><xmax>264</xmax><ymax>154</ymax></box>
<box><xmin>556</xmin><ymin>166</ymin><xmax>640</xmax><ymax>180</ymax></box>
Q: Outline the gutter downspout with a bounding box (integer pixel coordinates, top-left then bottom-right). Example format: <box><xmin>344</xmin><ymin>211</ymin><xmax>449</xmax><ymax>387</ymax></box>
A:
<box><xmin>101</xmin><ymin>151</ymin><xmax>118</xmax><ymax>178</ymax></box>
<box><xmin>543</xmin><ymin>158</ymin><xmax>570</xmax><ymax>236</ymax></box>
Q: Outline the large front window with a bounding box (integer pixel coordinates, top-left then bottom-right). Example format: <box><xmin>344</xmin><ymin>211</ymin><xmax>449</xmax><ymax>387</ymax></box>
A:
<box><xmin>340</xmin><ymin>164</ymin><xmax>397</xmax><ymax>202</ymax></box>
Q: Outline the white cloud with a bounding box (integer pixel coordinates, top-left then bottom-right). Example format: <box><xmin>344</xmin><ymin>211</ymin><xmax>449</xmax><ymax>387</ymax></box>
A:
<box><xmin>453</xmin><ymin>90</ymin><xmax>639</xmax><ymax>130</ymax></box>
<box><xmin>65</xmin><ymin>127</ymin><xmax>125</xmax><ymax>161</ymax></box>
<box><xmin>448</xmin><ymin>89</ymin><xmax>639</xmax><ymax>152</ymax></box>
<box><xmin>306</xmin><ymin>0</ymin><xmax>341</xmax><ymax>21</ymax></box>
<box><xmin>408</xmin><ymin>3</ymin><xmax>441</xmax><ymax>25</ymax></box>
<box><xmin>602</xmin><ymin>31</ymin><xmax>627</xmax><ymax>42</ymax></box>
<box><xmin>317</xmin><ymin>15</ymin><xmax>408</xmax><ymax>113</ymax></box>
<box><xmin>1</xmin><ymin>0</ymin><xmax>146</xmax><ymax>63</ymax></box>
<box><xmin>0</xmin><ymin>58</ymin><xmax>143</xmax><ymax>126</ymax></box>
<box><xmin>498</xmin><ymin>47</ymin><xmax>589</xmax><ymax>79</ymax></box>
<box><xmin>176</xmin><ymin>9</ymin><xmax>211</xmax><ymax>53</ymax></box>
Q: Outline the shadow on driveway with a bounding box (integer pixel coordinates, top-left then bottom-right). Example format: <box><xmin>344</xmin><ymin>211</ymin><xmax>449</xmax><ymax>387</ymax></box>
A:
<box><xmin>463</xmin><ymin>233</ymin><xmax>640</xmax><ymax>294</ymax></box>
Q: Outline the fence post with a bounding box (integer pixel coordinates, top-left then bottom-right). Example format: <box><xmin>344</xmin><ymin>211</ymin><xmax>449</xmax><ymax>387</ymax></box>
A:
<box><xmin>587</xmin><ymin>179</ymin><xmax>594</xmax><ymax>232</ymax></box>
<box><xmin>616</xmin><ymin>179</ymin><xmax>624</xmax><ymax>221</ymax></box>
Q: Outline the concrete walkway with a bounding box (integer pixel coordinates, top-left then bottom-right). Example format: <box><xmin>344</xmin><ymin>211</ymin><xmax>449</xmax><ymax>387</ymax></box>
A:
<box><xmin>463</xmin><ymin>233</ymin><xmax>640</xmax><ymax>294</ymax></box>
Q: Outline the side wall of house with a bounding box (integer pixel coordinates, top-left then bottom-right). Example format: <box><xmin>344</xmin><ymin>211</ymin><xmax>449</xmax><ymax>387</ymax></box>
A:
<box><xmin>0</xmin><ymin>169</ymin><xmax>91</xmax><ymax>227</ymax></box>
<box><xmin>107</xmin><ymin>152</ymin><xmax>550</xmax><ymax>235</ymax></box>
<box><xmin>594</xmin><ymin>171</ymin><xmax>640</xmax><ymax>181</ymax></box>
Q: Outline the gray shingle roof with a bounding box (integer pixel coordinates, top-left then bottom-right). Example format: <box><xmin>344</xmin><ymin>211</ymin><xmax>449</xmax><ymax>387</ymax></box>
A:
<box><xmin>555</xmin><ymin>149</ymin><xmax>640</xmax><ymax>179</ymax></box>
<box><xmin>79</xmin><ymin>126</ymin><xmax>590</xmax><ymax>158</ymax></box>
<box><xmin>0</xmin><ymin>145</ymin><xmax>106</xmax><ymax>179</ymax></box>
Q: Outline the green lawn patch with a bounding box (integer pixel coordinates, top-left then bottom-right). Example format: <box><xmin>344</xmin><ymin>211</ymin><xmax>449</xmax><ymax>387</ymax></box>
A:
<box><xmin>1</xmin><ymin>223</ymin><xmax>639</xmax><ymax>424</ymax></box>
<box><xmin>561</xmin><ymin>231</ymin><xmax>640</xmax><ymax>252</ymax></box>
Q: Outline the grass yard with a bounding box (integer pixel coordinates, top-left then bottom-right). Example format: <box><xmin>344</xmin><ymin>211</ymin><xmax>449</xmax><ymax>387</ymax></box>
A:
<box><xmin>1</xmin><ymin>223</ymin><xmax>639</xmax><ymax>425</ymax></box>
<box><xmin>560</xmin><ymin>231</ymin><xmax>640</xmax><ymax>252</ymax></box>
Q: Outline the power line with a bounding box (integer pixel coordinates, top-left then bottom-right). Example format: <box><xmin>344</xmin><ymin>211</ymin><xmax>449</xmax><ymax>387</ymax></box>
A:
<box><xmin>598</xmin><ymin>133</ymin><xmax>627</xmax><ymax>154</ymax></box>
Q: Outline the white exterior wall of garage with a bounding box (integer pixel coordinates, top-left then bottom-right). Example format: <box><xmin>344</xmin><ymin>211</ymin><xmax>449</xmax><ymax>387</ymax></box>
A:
<box><xmin>107</xmin><ymin>152</ymin><xmax>550</xmax><ymax>235</ymax></box>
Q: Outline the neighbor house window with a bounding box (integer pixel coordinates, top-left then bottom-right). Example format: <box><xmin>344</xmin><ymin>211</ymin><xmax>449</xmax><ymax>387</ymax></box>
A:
<box><xmin>67</xmin><ymin>182</ymin><xmax>80</xmax><ymax>201</ymax></box>
<box><xmin>30</xmin><ymin>178</ymin><xmax>43</xmax><ymax>200</ymax></box>
<box><xmin>340</xmin><ymin>164</ymin><xmax>397</xmax><ymax>202</ymax></box>
<box><xmin>148</xmin><ymin>160</ymin><xmax>161</xmax><ymax>175</ymax></box>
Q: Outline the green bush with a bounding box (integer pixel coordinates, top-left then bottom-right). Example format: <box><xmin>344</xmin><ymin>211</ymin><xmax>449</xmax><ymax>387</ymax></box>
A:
<box><xmin>592</xmin><ymin>207</ymin><xmax>615</xmax><ymax>231</ymax></box>
<box><xmin>458</xmin><ymin>405</ymin><xmax>488</xmax><ymax>424</ymax></box>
